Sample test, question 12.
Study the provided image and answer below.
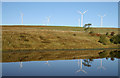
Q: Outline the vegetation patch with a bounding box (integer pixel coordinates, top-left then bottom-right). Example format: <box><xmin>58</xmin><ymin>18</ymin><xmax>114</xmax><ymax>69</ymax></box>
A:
<box><xmin>98</xmin><ymin>35</ymin><xmax>111</xmax><ymax>45</ymax></box>
<box><xmin>110</xmin><ymin>34</ymin><xmax>120</xmax><ymax>44</ymax></box>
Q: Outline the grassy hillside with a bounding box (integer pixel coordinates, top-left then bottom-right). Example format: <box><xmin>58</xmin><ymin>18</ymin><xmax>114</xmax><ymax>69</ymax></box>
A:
<box><xmin>2</xmin><ymin>26</ymin><xmax>119</xmax><ymax>51</ymax></box>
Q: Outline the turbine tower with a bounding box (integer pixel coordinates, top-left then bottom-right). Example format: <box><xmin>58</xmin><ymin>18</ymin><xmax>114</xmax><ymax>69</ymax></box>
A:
<box><xmin>98</xmin><ymin>14</ymin><xmax>106</xmax><ymax>27</ymax></box>
<box><xmin>21</xmin><ymin>13</ymin><xmax>24</xmax><ymax>24</ymax></box>
<box><xmin>47</xmin><ymin>16</ymin><xmax>51</xmax><ymax>26</ymax></box>
<box><xmin>78</xmin><ymin>10</ymin><xmax>88</xmax><ymax>27</ymax></box>
<box><xmin>20</xmin><ymin>62</ymin><xmax>23</xmax><ymax>68</ymax></box>
<box><xmin>76</xmin><ymin>59</ymin><xmax>87</xmax><ymax>74</ymax></box>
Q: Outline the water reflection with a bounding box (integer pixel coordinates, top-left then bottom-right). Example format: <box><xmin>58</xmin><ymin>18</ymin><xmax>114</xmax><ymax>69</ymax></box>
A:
<box><xmin>97</xmin><ymin>59</ymin><xmax>106</xmax><ymax>70</ymax></box>
<box><xmin>82</xmin><ymin>59</ymin><xmax>92</xmax><ymax>67</ymax></box>
<box><xmin>3</xmin><ymin>49</ymin><xmax>120</xmax><ymax>62</ymax></box>
<box><xmin>45</xmin><ymin>61</ymin><xmax>50</xmax><ymax>66</ymax></box>
<box><xmin>19</xmin><ymin>62</ymin><xmax>23</xmax><ymax>68</ymax></box>
<box><xmin>76</xmin><ymin>59</ymin><xmax>87</xmax><ymax>74</ymax></box>
<box><xmin>2</xmin><ymin>49</ymin><xmax>119</xmax><ymax>76</ymax></box>
<box><xmin>2</xmin><ymin>58</ymin><xmax>118</xmax><ymax>76</ymax></box>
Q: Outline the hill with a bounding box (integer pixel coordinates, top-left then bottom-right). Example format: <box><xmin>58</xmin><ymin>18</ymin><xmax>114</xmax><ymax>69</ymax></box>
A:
<box><xmin>2</xmin><ymin>25</ymin><xmax>120</xmax><ymax>51</ymax></box>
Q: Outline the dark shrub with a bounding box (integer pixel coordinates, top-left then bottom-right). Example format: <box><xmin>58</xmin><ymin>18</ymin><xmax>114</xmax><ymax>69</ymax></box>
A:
<box><xmin>110</xmin><ymin>50</ymin><xmax>120</xmax><ymax>58</ymax></box>
<box><xmin>84</xmin><ymin>28</ymin><xmax>89</xmax><ymax>32</ymax></box>
<box><xmin>99</xmin><ymin>50</ymin><xmax>109</xmax><ymax>58</ymax></box>
<box><xmin>91</xmin><ymin>33</ymin><xmax>95</xmax><ymax>36</ymax></box>
<box><xmin>106</xmin><ymin>32</ymin><xmax>109</xmax><ymax>36</ymax></box>
<box><xmin>57</xmin><ymin>36</ymin><xmax>60</xmax><ymax>38</ymax></box>
<box><xmin>110</xmin><ymin>34</ymin><xmax>120</xmax><ymax>44</ymax></box>
<box><xmin>84</xmin><ymin>23</ymin><xmax>92</xmax><ymax>32</ymax></box>
<box><xmin>98</xmin><ymin>35</ymin><xmax>111</xmax><ymax>45</ymax></box>
<box><xmin>20</xmin><ymin>35</ymin><xmax>25</xmax><ymax>38</ymax></box>
<box><xmin>24</xmin><ymin>39</ymin><xmax>29</xmax><ymax>42</ymax></box>
<box><xmin>111</xmin><ymin>57</ymin><xmax>115</xmax><ymax>61</ymax></box>
<box><xmin>96</xmin><ymin>33</ymin><xmax>101</xmax><ymax>37</ymax></box>
<box><xmin>89</xmin><ymin>31</ymin><xmax>94</xmax><ymax>34</ymax></box>
<box><xmin>111</xmin><ymin>32</ymin><xmax>115</xmax><ymax>36</ymax></box>
<box><xmin>73</xmin><ymin>34</ymin><xmax>76</xmax><ymax>36</ymax></box>
<box><xmin>89</xmin><ymin>31</ymin><xmax>95</xmax><ymax>36</ymax></box>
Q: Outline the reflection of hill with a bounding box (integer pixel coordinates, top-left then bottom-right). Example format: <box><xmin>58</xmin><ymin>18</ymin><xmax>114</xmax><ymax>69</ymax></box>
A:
<box><xmin>2</xmin><ymin>49</ymin><xmax>120</xmax><ymax>62</ymax></box>
<box><xmin>99</xmin><ymin>50</ymin><xmax>120</xmax><ymax>59</ymax></box>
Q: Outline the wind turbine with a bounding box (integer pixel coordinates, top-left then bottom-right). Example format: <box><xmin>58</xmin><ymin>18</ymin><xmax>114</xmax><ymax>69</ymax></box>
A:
<box><xmin>78</xmin><ymin>10</ymin><xmax>88</xmax><ymax>27</ymax></box>
<box><xmin>47</xmin><ymin>16</ymin><xmax>51</xmax><ymax>26</ymax></box>
<box><xmin>98</xmin><ymin>14</ymin><xmax>106</xmax><ymax>27</ymax></box>
<box><xmin>97</xmin><ymin>59</ymin><xmax>106</xmax><ymax>70</ymax></box>
<box><xmin>76</xmin><ymin>59</ymin><xmax>87</xmax><ymax>74</ymax></box>
<box><xmin>21</xmin><ymin>13</ymin><xmax>24</xmax><ymax>24</ymax></box>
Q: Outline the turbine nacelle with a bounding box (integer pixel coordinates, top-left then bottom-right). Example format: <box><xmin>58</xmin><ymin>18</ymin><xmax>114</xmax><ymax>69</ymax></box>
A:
<box><xmin>78</xmin><ymin>10</ymin><xmax>88</xmax><ymax>15</ymax></box>
<box><xmin>83</xmin><ymin>10</ymin><xmax>88</xmax><ymax>14</ymax></box>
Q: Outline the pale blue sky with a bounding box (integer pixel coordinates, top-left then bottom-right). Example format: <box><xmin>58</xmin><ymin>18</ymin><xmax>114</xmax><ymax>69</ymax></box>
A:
<box><xmin>2</xmin><ymin>2</ymin><xmax>118</xmax><ymax>28</ymax></box>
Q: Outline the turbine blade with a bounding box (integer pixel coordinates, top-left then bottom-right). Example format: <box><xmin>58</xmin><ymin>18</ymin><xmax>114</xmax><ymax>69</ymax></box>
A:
<box><xmin>76</xmin><ymin>69</ymin><xmax>81</xmax><ymax>72</ymax></box>
<box><xmin>83</xmin><ymin>10</ymin><xmax>88</xmax><ymax>14</ymax></box>
<box><xmin>82</xmin><ymin>70</ymin><xmax>87</xmax><ymax>74</ymax></box>
<box><xmin>78</xmin><ymin>11</ymin><xmax>82</xmax><ymax>14</ymax></box>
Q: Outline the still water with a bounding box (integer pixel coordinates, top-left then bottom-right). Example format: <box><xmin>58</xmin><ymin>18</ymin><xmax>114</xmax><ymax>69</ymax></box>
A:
<box><xmin>2</xmin><ymin>58</ymin><xmax>118</xmax><ymax>76</ymax></box>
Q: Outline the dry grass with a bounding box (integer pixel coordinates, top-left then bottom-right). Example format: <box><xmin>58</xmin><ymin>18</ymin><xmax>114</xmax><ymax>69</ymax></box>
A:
<box><xmin>2</xmin><ymin>26</ymin><xmax>119</xmax><ymax>51</ymax></box>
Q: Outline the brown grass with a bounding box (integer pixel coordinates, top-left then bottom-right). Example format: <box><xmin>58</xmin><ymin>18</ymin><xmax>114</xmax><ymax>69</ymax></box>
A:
<box><xmin>2</xmin><ymin>26</ymin><xmax>119</xmax><ymax>51</ymax></box>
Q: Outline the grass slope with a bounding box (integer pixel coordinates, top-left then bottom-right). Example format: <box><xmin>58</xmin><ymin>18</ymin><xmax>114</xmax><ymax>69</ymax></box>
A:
<box><xmin>2</xmin><ymin>26</ymin><xmax>119</xmax><ymax>51</ymax></box>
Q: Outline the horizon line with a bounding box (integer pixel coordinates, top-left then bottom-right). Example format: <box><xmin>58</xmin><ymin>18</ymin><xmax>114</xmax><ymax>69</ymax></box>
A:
<box><xmin>1</xmin><ymin>24</ymin><xmax>119</xmax><ymax>28</ymax></box>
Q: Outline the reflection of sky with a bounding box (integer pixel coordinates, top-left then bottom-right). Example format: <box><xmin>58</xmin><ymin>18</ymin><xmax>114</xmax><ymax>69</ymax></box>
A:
<box><xmin>2</xmin><ymin>58</ymin><xmax>118</xmax><ymax>76</ymax></box>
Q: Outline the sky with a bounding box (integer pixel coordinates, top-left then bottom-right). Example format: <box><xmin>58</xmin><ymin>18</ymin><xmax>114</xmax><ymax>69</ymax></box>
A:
<box><xmin>2</xmin><ymin>2</ymin><xmax>118</xmax><ymax>28</ymax></box>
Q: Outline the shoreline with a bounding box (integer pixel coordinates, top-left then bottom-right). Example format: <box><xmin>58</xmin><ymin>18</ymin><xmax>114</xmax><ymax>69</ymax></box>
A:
<box><xmin>3</xmin><ymin>48</ymin><xmax>120</xmax><ymax>53</ymax></box>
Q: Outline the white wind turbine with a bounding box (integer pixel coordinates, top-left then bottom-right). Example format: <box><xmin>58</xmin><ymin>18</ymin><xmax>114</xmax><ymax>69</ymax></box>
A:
<box><xmin>97</xmin><ymin>59</ymin><xmax>106</xmax><ymax>70</ymax></box>
<box><xmin>47</xmin><ymin>16</ymin><xmax>51</xmax><ymax>26</ymax></box>
<box><xmin>21</xmin><ymin>13</ymin><xmax>24</xmax><ymax>24</ymax></box>
<box><xmin>78</xmin><ymin>10</ymin><xmax>88</xmax><ymax>27</ymax></box>
<box><xmin>76</xmin><ymin>59</ymin><xmax>87</xmax><ymax>74</ymax></box>
<box><xmin>98</xmin><ymin>14</ymin><xmax>106</xmax><ymax>27</ymax></box>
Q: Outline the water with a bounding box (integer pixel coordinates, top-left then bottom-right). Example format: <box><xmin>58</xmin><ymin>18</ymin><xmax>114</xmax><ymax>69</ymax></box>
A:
<box><xmin>2</xmin><ymin>58</ymin><xmax>118</xmax><ymax>76</ymax></box>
